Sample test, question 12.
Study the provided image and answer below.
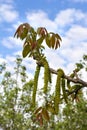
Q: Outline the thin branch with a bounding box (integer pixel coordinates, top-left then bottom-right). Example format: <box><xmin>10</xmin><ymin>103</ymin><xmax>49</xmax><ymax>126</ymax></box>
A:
<box><xmin>49</xmin><ymin>67</ymin><xmax>87</xmax><ymax>87</ymax></box>
<box><xmin>36</xmin><ymin>61</ymin><xmax>87</xmax><ymax>87</ymax></box>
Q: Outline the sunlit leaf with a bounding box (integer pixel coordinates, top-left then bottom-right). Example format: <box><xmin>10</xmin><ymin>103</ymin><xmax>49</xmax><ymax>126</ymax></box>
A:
<box><xmin>14</xmin><ymin>23</ymin><xmax>31</xmax><ymax>40</ymax></box>
<box><xmin>45</xmin><ymin>33</ymin><xmax>61</xmax><ymax>49</ymax></box>
<box><xmin>20</xmin><ymin>28</ymin><xmax>28</xmax><ymax>40</ymax></box>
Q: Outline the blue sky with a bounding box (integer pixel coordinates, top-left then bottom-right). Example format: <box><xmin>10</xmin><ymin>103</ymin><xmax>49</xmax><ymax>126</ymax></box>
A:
<box><xmin>0</xmin><ymin>0</ymin><xmax>87</xmax><ymax>78</ymax></box>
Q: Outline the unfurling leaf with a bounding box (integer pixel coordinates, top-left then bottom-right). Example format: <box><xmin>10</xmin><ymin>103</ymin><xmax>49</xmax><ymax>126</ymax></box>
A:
<box><xmin>14</xmin><ymin>23</ymin><xmax>31</xmax><ymax>40</ymax></box>
<box><xmin>37</xmin><ymin>27</ymin><xmax>48</xmax><ymax>37</ymax></box>
<box><xmin>42</xmin><ymin>108</ymin><xmax>50</xmax><ymax>121</ymax></box>
<box><xmin>45</xmin><ymin>33</ymin><xmax>61</xmax><ymax>49</ymax></box>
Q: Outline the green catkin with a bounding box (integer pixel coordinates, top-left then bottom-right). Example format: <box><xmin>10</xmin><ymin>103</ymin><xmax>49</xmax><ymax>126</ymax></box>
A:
<box><xmin>32</xmin><ymin>65</ymin><xmax>40</xmax><ymax>107</ymax></box>
<box><xmin>54</xmin><ymin>69</ymin><xmax>64</xmax><ymax>114</ymax></box>
<box><xmin>61</xmin><ymin>78</ymin><xmax>67</xmax><ymax>103</ymax></box>
<box><xmin>43</xmin><ymin>59</ymin><xmax>51</xmax><ymax>94</ymax></box>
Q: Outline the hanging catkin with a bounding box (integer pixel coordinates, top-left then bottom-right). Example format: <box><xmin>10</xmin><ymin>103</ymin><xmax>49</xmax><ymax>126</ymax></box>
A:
<box><xmin>43</xmin><ymin>59</ymin><xmax>51</xmax><ymax>94</ymax></box>
<box><xmin>61</xmin><ymin>78</ymin><xmax>67</xmax><ymax>103</ymax></box>
<box><xmin>32</xmin><ymin>64</ymin><xmax>40</xmax><ymax>107</ymax></box>
<box><xmin>54</xmin><ymin>69</ymin><xmax>64</xmax><ymax>114</ymax></box>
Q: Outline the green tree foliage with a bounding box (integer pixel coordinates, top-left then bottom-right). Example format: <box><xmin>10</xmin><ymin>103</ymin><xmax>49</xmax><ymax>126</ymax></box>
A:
<box><xmin>0</xmin><ymin>57</ymin><xmax>35</xmax><ymax>130</ymax></box>
<box><xmin>56</xmin><ymin>96</ymin><xmax>87</xmax><ymax>130</ymax></box>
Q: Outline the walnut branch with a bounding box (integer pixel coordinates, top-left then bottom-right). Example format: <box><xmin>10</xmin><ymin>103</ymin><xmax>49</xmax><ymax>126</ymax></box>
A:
<box><xmin>36</xmin><ymin>59</ymin><xmax>87</xmax><ymax>87</ymax></box>
<box><xmin>36</xmin><ymin>60</ymin><xmax>87</xmax><ymax>87</ymax></box>
<box><xmin>50</xmin><ymin>67</ymin><xmax>87</xmax><ymax>100</ymax></box>
<box><xmin>49</xmin><ymin>67</ymin><xmax>87</xmax><ymax>87</ymax></box>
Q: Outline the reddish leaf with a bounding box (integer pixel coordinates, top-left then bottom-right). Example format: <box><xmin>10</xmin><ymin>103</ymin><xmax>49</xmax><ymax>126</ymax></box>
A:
<box><xmin>42</xmin><ymin>108</ymin><xmax>50</xmax><ymax>121</ymax></box>
<box><xmin>14</xmin><ymin>23</ymin><xmax>31</xmax><ymax>40</ymax></box>
<box><xmin>37</xmin><ymin>27</ymin><xmax>47</xmax><ymax>37</ymax></box>
<box><xmin>31</xmin><ymin>42</ymin><xmax>37</xmax><ymax>50</ymax></box>
<box><xmin>36</xmin><ymin>113</ymin><xmax>43</xmax><ymax>126</ymax></box>
<box><xmin>45</xmin><ymin>33</ymin><xmax>61</xmax><ymax>49</ymax></box>
<box><xmin>39</xmin><ymin>115</ymin><xmax>43</xmax><ymax>126</ymax></box>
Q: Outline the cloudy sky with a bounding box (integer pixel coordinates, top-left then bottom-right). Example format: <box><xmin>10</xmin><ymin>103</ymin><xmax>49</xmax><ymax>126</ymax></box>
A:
<box><xmin>0</xmin><ymin>0</ymin><xmax>87</xmax><ymax>77</ymax></box>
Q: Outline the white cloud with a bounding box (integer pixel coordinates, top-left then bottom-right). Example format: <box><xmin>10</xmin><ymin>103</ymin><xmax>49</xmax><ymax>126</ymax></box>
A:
<box><xmin>26</xmin><ymin>10</ymin><xmax>57</xmax><ymax>31</ymax></box>
<box><xmin>65</xmin><ymin>25</ymin><xmax>87</xmax><ymax>42</ymax></box>
<box><xmin>0</xmin><ymin>4</ymin><xmax>18</xmax><ymax>22</ymax></box>
<box><xmin>55</xmin><ymin>9</ymin><xmax>86</xmax><ymax>28</ymax></box>
<box><xmin>26</xmin><ymin>8</ymin><xmax>87</xmax><ymax>34</ymax></box>
<box><xmin>45</xmin><ymin>48</ymin><xmax>65</xmax><ymax>70</ymax></box>
<box><xmin>0</xmin><ymin>56</ymin><xmax>6</xmax><ymax>63</ymax></box>
<box><xmin>2</xmin><ymin>36</ymin><xmax>22</xmax><ymax>49</ymax></box>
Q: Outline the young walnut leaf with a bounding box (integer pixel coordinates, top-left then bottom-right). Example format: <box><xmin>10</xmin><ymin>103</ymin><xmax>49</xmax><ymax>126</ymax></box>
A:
<box><xmin>45</xmin><ymin>34</ymin><xmax>51</xmax><ymax>48</ymax></box>
<box><xmin>42</xmin><ymin>108</ymin><xmax>50</xmax><ymax>121</ymax></box>
<box><xmin>22</xmin><ymin>42</ymin><xmax>30</xmax><ymax>58</ymax></box>
<box><xmin>50</xmin><ymin>34</ymin><xmax>55</xmax><ymax>49</ymax></box>
<box><xmin>37</xmin><ymin>37</ymin><xmax>44</xmax><ymax>45</ymax></box>
<box><xmin>37</xmin><ymin>27</ymin><xmax>48</xmax><ymax>37</ymax></box>
<box><xmin>45</xmin><ymin>33</ymin><xmax>62</xmax><ymax>49</ymax></box>
<box><xmin>14</xmin><ymin>23</ymin><xmax>31</xmax><ymax>40</ymax></box>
